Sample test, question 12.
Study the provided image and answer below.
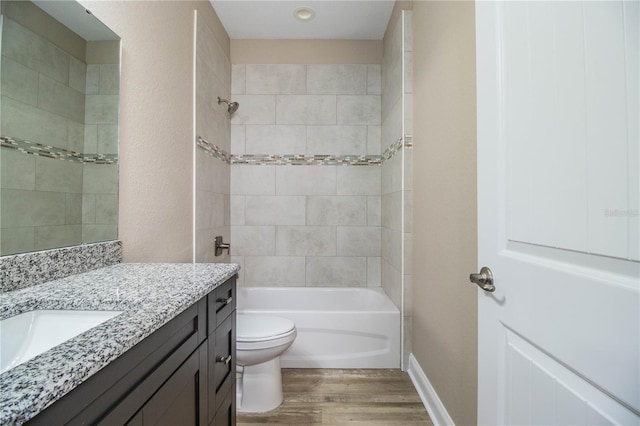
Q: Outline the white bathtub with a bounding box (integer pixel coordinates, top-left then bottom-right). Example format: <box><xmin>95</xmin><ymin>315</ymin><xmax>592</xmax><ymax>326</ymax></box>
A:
<box><xmin>237</xmin><ymin>287</ymin><xmax>400</xmax><ymax>369</ymax></box>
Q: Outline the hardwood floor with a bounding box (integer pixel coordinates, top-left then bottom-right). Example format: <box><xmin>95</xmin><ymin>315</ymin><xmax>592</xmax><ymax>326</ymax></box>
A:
<box><xmin>237</xmin><ymin>369</ymin><xmax>433</xmax><ymax>425</ymax></box>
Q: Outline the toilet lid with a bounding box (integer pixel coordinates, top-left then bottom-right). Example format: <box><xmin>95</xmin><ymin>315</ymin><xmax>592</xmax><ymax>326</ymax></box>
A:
<box><xmin>237</xmin><ymin>314</ymin><xmax>295</xmax><ymax>340</ymax></box>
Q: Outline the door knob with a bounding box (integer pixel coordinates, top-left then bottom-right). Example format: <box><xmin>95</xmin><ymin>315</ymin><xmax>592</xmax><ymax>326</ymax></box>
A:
<box><xmin>469</xmin><ymin>267</ymin><xmax>495</xmax><ymax>292</ymax></box>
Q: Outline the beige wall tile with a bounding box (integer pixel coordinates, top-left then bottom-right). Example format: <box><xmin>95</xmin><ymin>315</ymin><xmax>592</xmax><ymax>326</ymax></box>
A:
<box><xmin>382</xmin><ymin>98</ymin><xmax>402</xmax><ymax>147</ymax></box>
<box><xmin>97</xmin><ymin>124</ymin><xmax>119</xmax><ymax>154</ymax></box>
<box><xmin>37</xmin><ymin>74</ymin><xmax>85</xmax><ymax>122</ymax></box>
<box><xmin>381</xmin><ymin>153</ymin><xmax>402</xmax><ymax>194</ymax></box>
<box><xmin>1</xmin><ymin>56</ymin><xmax>38</xmax><ymax>106</ymax></box>
<box><xmin>275</xmin><ymin>226</ymin><xmax>336</xmax><ymax>256</ymax></box>
<box><xmin>244</xmin><ymin>256</ymin><xmax>306</xmax><ymax>286</ymax></box>
<box><xmin>245</xmin><ymin>125</ymin><xmax>306</xmax><ymax>154</ymax></box>
<box><xmin>69</xmin><ymin>56</ymin><xmax>87</xmax><ymax>94</ymax></box>
<box><xmin>383</xmin><ymin>60</ymin><xmax>403</xmax><ymax>121</ymax></box>
<box><xmin>67</xmin><ymin>120</ymin><xmax>85</xmax><ymax>153</ymax></box>
<box><xmin>381</xmin><ymin>226</ymin><xmax>402</xmax><ymax>271</ymax></box>
<box><xmin>306</xmin><ymin>196</ymin><xmax>367</xmax><ymax>226</ymax></box>
<box><xmin>82</xmin><ymin>194</ymin><xmax>97</xmax><ymax>224</ymax></box>
<box><xmin>231</xmin><ymin>165</ymin><xmax>275</xmax><ymax>195</ymax></box>
<box><xmin>337</xmin><ymin>226</ymin><xmax>381</xmax><ymax>256</ymax></box>
<box><xmin>230</xmin><ymin>95</ymin><xmax>276</xmax><ymax>125</ymax></box>
<box><xmin>275</xmin><ymin>166</ymin><xmax>336</xmax><ymax>195</ymax></box>
<box><xmin>367</xmin><ymin>125</ymin><xmax>382</xmax><ymax>155</ymax></box>
<box><xmin>83</xmin><ymin>164</ymin><xmax>118</xmax><ymax>194</ymax></box>
<box><xmin>276</xmin><ymin>95</ymin><xmax>336</xmax><ymax>125</ymax></box>
<box><xmin>196</xmin><ymin>87</ymin><xmax>230</xmax><ymax>149</ymax></box>
<box><xmin>230</xmin><ymin>225</ymin><xmax>275</xmax><ymax>255</ymax></box>
<box><xmin>196</xmin><ymin>149</ymin><xmax>214</xmax><ymax>193</ymax></box>
<box><xmin>84</xmin><ymin>124</ymin><xmax>98</xmax><ymax>153</ymax></box>
<box><xmin>367</xmin><ymin>65</ymin><xmax>382</xmax><ymax>95</ymax></box>
<box><xmin>2</xmin><ymin>97</ymin><xmax>68</xmax><ymax>147</ymax></box>
<box><xmin>307</xmin><ymin>65</ymin><xmax>367</xmax><ymax>95</ymax></box>
<box><xmin>2</xmin><ymin>18</ymin><xmax>69</xmax><ymax>84</ymax></box>
<box><xmin>382</xmin><ymin>191</ymin><xmax>403</xmax><ymax>232</ymax></box>
<box><xmin>82</xmin><ymin>224</ymin><xmax>117</xmax><ymax>243</ymax></box>
<box><xmin>65</xmin><ymin>193</ymin><xmax>83</xmax><ymax>225</ymax></box>
<box><xmin>336</xmin><ymin>166</ymin><xmax>381</xmax><ymax>196</ymax></box>
<box><xmin>231</xmin><ymin>125</ymin><xmax>246</xmax><ymax>154</ymax></box>
<box><xmin>306</xmin><ymin>256</ymin><xmax>367</xmax><ymax>286</ymax></box>
<box><xmin>230</xmin><ymin>195</ymin><xmax>245</xmax><ymax>225</ymax></box>
<box><xmin>367</xmin><ymin>256</ymin><xmax>382</xmax><ymax>287</ymax></box>
<box><xmin>1</xmin><ymin>189</ymin><xmax>66</xmax><ymax>227</ymax></box>
<box><xmin>0</xmin><ymin>227</ymin><xmax>35</xmax><ymax>255</ymax></box>
<box><xmin>95</xmin><ymin>194</ymin><xmax>118</xmax><ymax>224</ymax></box>
<box><xmin>196</xmin><ymin>17</ymin><xmax>230</xmax><ymax>86</ymax></box>
<box><xmin>85</xmin><ymin>94</ymin><xmax>119</xmax><ymax>124</ymax></box>
<box><xmin>245</xmin><ymin>196</ymin><xmax>305</xmax><ymax>226</ymax></box>
<box><xmin>246</xmin><ymin>64</ymin><xmax>306</xmax><ymax>95</ymax></box>
<box><xmin>381</xmin><ymin>258</ymin><xmax>402</xmax><ymax>309</ymax></box>
<box><xmin>367</xmin><ymin>195</ymin><xmax>382</xmax><ymax>226</ymax></box>
<box><xmin>85</xmin><ymin>64</ymin><xmax>100</xmax><ymax>95</ymax></box>
<box><xmin>306</xmin><ymin>125</ymin><xmax>367</xmax><ymax>155</ymax></box>
<box><xmin>212</xmin><ymin>162</ymin><xmax>230</xmax><ymax>196</ymax></box>
<box><xmin>337</xmin><ymin>95</ymin><xmax>381</xmax><ymax>125</ymax></box>
<box><xmin>35</xmin><ymin>224</ymin><xmax>82</xmax><ymax>250</ymax></box>
<box><xmin>99</xmin><ymin>64</ymin><xmax>120</xmax><ymax>95</ymax></box>
<box><xmin>1</xmin><ymin>150</ymin><xmax>36</xmax><ymax>190</ymax></box>
<box><xmin>231</xmin><ymin>64</ymin><xmax>246</xmax><ymax>95</ymax></box>
<box><xmin>35</xmin><ymin>157</ymin><xmax>83</xmax><ymax>193</ymax></box>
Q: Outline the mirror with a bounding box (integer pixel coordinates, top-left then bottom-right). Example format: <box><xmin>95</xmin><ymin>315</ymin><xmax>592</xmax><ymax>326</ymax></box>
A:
<box><xmin>0</xmin><ymin>0</ymin><xmax>120</xmax><ymax>256</ymax></box>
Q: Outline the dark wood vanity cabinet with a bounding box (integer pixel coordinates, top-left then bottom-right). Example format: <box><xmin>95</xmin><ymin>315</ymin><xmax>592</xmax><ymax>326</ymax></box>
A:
<box><xmin>28</xmin><ymin>276</ymin><xmax>237</xmax><ymax>426</ymax></box>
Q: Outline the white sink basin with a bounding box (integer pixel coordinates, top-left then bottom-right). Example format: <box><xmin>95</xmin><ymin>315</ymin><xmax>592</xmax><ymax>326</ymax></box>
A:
<box><xmin>0</xmin><ymin>310</ymin><xmax>123</xmax><ymax>374</ymax></box>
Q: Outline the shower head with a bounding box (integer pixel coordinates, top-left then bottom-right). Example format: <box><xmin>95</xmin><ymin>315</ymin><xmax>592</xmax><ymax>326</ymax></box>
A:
<box><xmin>217</xmin><ymin>97</ymin><xmax>240</xmax><ymax>114</ymax></box>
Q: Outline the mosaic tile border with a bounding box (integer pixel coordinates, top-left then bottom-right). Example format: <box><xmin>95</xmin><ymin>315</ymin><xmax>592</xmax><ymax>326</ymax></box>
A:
<box><xmin>232</xmin><ymin>154</ymin><xmax>382</xmax><ymax>166</ymax></box>
<box><xmin>196</xmin><ymin>136</ymin><xmax>231</xmax><ymax>164</ymax></box>
<box><xmin>1</xmin><ymin>136</ymin><xmax>118</xmax><ymax>165</ymax></box>
<box><xmin>0</xmin><ymin>240</ymin><xmax>122</xmax><ymax>293</ymax></box>
<box><xmin>197</xmin><ymin>135</ymin><xmax>411</xmax><ymax>166</ymax></box>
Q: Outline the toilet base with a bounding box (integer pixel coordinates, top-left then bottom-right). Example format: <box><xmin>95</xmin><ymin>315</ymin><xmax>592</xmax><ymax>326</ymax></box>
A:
<box><xmin>237</xmin><ymin>358</ymin><xmax>284</xmax><ymax>413</ymax></box>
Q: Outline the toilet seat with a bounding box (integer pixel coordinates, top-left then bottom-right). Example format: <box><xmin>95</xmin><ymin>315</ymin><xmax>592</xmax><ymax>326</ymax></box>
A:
<box><xmin>237</xmin><ymin>314</ymin><xmax>296</xmax><ymax>343</ymax></box>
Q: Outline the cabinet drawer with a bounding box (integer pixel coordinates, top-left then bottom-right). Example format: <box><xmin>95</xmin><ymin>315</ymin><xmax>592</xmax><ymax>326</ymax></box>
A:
<box><xmin>207</xmin><ymin>313</ymin><xmax>236</xmax><ymax>424</ymax></box>
<box><xmin>208</xmin><ymin>276</ymin><xmax>236</xmax><ymax>335</ymax></box>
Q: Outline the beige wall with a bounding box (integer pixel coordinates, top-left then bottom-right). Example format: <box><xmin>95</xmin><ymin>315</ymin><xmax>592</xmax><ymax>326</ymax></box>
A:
<box><xmin>412</xmin><ymin>1</ymin><xmax>478</xmax><ymax>425</ymax></box>
<box><xmin>76</xmin><ymin>1</ymin><xmax>229</xmax><ymax>262</ymax></box>
<box><xmin>231</xmin><ymin>40</ymin><xmax>382</xmax><ymax>64</ymax></box>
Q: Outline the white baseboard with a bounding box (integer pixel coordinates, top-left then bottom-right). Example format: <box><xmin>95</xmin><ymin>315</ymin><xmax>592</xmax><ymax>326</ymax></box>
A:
<box><xmin>408</xmin><ymin>353</ymin><xmax>455</xmax><ymax>426</ymax></box>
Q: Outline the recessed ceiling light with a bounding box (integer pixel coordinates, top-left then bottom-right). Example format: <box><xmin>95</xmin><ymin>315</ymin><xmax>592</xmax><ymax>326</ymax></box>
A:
<box><xmin>293</xmin><ymin>6</ymin><xmax>315</xmax><ymax>21</ymax></box>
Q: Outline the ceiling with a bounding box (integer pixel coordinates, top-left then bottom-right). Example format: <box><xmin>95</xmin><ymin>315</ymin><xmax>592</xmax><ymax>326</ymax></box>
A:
<box><xmin>33</xmin><ymin>1</ymin><xmax>120</xmax><ymax>41</ymax></box>
<box><xmin>211</xmin><ymin>1</ymin><xmax>395</xmax><ymax>40</ymax></box>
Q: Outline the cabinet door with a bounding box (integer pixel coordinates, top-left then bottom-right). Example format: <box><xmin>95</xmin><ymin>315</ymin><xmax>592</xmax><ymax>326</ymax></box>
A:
<box><xmin>208</xmin><ymin>313</ymin><xmax>236</xmax><ymax>424</ymax></box>
<box><xmin>213</xmin><ymin>383</ymin><xmax>236</xmax><ymax>426</ymax></box>
<box><xmin>138</xmin><ymin>345</ymin><xmax>207</xmax><ymax>426</ymax></box>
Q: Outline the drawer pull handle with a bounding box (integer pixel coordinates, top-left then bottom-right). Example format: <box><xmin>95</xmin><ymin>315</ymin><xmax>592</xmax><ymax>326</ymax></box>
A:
<box><xmin>217</xmin><ymin>296</ymin><xmax>233</xmax><ymax>305</ymax></box>
<box><xmin>216</xmin><ymin>355</ymin><xmax>232</xmax><ymax>365</ymax></box>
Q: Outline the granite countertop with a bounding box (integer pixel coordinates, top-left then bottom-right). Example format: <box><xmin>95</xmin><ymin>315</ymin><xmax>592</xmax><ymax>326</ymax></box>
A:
<box><xmin>0</xmin><ymin>262</ymin><xmax>240</xmax><ymax>425</ymax></box>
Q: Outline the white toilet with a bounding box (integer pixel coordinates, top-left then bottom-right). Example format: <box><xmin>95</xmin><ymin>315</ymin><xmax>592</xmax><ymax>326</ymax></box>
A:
<box><xmin>236</xmin><ymin>313</ymin><xmax>297</xmax><ymax>413</ymax></box>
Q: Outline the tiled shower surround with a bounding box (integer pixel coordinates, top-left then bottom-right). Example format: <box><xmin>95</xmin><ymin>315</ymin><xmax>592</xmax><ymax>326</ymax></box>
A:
<box><xmin>194</xmin><ymin>12</ymin><xmax>231</xmax><ymax>264</ymax></box>
<box><xmin>229</xmin><ymin>63</ymin><xmax>384</xmax><ymax>288</ymax></box>
<box><xmin>382</xmin><ymin>9</ymin><xmax>413</xmax><ymax>369</ymax></box>
<box><xmin>0</xmin><ymin>6</ymin><xmax>119</xmax><ymax>256</ymax></box>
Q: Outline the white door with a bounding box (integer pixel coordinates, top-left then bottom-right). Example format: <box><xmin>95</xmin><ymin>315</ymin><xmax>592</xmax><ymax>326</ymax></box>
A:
<box><xmin>476</xmin><ymin>1</ymin><xmax>639</xmax><ymax>425</ymax></box>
